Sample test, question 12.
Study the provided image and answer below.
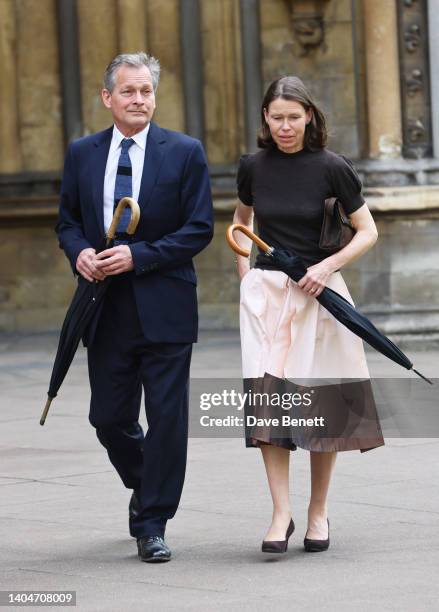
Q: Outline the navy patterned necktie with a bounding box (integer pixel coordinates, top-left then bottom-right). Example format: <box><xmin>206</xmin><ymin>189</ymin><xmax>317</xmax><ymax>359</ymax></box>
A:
<box><xmin>114</xmin><ymin>137</ymin><xmax>135</xmax><ymax>238</ymax></box>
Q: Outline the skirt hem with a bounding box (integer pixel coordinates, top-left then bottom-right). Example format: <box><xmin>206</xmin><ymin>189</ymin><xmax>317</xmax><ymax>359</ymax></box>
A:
<box><xmin>246</xmin><ymin>436</ymin><xmax>385</xmax><ymax>453</ymax></box>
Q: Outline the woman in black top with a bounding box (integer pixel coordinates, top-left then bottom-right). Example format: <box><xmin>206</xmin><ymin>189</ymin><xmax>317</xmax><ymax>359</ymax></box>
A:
<box><xmin>234</xmin><ymin>76</ymin><xmax>384</xmax><ymax>553</ymax></box>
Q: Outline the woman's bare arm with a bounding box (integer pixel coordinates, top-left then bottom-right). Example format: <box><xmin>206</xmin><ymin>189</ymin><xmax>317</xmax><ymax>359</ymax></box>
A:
<box><xmin>232</xmin><ymin>202</ymin><xmax>254</xmax><ymax>279</ymax></box>
<box><xmin>325</xmin><ymin>203</ymin><xmax>378</xmax><ymax>269</ymax></box>
<box><xmin>298</xmin><ymin>203</ymin><xmax>378</xmax><ymax>295</ymax></box>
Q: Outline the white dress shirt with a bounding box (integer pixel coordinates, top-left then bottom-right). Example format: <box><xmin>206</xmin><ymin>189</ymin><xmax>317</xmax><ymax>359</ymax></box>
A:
<box><xmin>103</xmin><ymin>123</ymin><xmax>150</xmax><ymax>232</ymax></box>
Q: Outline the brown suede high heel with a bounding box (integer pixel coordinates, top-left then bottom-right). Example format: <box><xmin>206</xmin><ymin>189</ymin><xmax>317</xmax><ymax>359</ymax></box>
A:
<box><xmin>304</xmin><ymin>518</ymin><xmax>330</xmax><ymax>552</ymax></box>
<box><xmin>262</xmin><ymin>518</ymin><xmax>295</xmax><ymax>553</ymax></box>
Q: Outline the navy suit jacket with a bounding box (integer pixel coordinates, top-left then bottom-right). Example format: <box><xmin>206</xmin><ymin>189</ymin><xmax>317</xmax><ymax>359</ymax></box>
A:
<box><xmin>56</xmin><ymin>122</ymin><xmax>214</xmax><ymax>345</ymax></box>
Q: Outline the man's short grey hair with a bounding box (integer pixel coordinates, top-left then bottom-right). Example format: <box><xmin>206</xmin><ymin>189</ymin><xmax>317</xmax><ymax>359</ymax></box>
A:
<box><xmin>103</xmin><ymin>52</ymin><xmax>160</xmax><ymax>92</ymax></box>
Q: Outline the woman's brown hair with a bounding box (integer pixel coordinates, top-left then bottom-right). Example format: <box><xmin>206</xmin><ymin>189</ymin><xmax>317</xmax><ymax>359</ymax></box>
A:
<box><xmin>257</xmin><ymin>76</ymin><xmax>327</xmax><ymax>151</ymax></box>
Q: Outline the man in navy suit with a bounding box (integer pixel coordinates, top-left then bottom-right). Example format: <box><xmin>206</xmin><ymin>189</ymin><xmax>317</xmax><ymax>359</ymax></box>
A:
<box><xmin>56</xmin><ymin>53</ymin><xmax>213</xmax><ymax>562</ymax></box>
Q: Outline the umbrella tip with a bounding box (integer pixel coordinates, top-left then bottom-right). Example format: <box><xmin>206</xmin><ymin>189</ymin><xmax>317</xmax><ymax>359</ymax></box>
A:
<box><xmin>40</xmin><ymin>396</ymin><xmax>53</xmax><ymax>425</ymax></box>
<box><xmin>412</xmin><ymin>368</ymin><xmax>434</xmax><ymax>385</ymax></box>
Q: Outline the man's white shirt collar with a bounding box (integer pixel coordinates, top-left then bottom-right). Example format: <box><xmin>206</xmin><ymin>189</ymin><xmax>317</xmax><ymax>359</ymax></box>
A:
<box><xmin>111</xmin><ymin>123</ymin><xmax>150</xmax><ymax>152</ymax></box>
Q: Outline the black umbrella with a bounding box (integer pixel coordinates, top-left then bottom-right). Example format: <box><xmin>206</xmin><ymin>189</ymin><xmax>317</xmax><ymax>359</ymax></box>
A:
<box><xmin>40</xmin><ymin>197</ymin><xmax>141</xmax><ymax>425</ymax></box>
<box><xmin>227</xmin><ymin>224</ymin><xmax>432</xmax><ymax>384</ymax></box>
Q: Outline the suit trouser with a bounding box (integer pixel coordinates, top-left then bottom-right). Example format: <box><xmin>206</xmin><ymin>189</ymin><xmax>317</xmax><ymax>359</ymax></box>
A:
<box><xmin>87</xmin><ymin>273</ymin><xmax>192</xmax><ymax>538</ymax></box>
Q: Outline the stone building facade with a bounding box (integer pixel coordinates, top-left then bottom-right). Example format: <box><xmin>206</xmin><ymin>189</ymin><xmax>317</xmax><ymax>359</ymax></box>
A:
<box><xmin>0</xmin><ymin>0</ymin><xmax>438</xmax><ymax>346</ymax></box>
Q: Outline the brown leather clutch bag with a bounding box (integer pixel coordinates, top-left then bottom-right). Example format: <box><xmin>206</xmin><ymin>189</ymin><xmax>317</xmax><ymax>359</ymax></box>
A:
<box><xmin>319</xmin><ymin>197</ymin><xmax>355</xmax><ymax>253</ymax></box>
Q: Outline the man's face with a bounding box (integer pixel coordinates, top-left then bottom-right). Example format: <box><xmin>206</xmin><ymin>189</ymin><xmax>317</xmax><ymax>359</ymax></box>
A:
<box><xmin>101</xmin><ymin>65</ymin><xmax>156</xmax><ymax>136</ymax></box>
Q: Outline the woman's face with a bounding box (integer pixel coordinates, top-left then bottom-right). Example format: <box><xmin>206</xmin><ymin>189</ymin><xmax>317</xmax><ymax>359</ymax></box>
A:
<box><xmin>264</xmin><ymin>98</ymin><xmax>312</xmax><ymax>154</ymax></box>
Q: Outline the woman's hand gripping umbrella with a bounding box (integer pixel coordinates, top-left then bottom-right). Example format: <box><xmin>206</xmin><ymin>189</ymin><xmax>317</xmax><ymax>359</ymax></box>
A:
<box><xmin>227</xmin><ymin>223</ymin><xmax>432</xmax><ymax>385</ymax></box>
<box><xmin>40</xmin><ymin>197</ymin><xmax>141</xmax><ymax>426</ymax></box>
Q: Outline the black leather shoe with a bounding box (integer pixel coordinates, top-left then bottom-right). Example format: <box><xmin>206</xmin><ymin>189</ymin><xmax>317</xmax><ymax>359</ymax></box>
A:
<box><xmin>262</xmin><ymin>518</ymin><xmax>295</xmax><ymax>553</ymax></box>
<box><xmin>304</xmin><ymin>518</ymin><xmax>330</xmax><ymax>552</ymax></box>
<box><xmin>137</xmin><ymin>536</ymin><xmax>171</xmax><ymax>563</ymax></box>
<box><xmin>128</xmin><ymin>491</ymin><xmax>140</xmax><ymax>537</ymax></box>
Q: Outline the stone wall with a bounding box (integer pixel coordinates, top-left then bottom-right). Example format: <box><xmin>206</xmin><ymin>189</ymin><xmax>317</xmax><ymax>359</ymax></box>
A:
<box><xmin>0</xmin><ymin>0</ymin><xmax>438</xmax><ymax>346</ymax></box>
<box><xmin>0</xmin><ymin>0</ymin><xmax>184</xmax><ymax>175</ymax></box>
<box><xmin>260</xmin><ymin>0</ymin><xmax>361</xmax><ymax>157</ymax></box>
<box><xmin>0</xmin><ymin>223</ymin><xmax>73</xmax><ymax>333</ymax></box>
<box><xmin>0</xmin><ymin>0</ymin><xmax>365</xmax><ymax>171</ymax></box>
<box><xmin>2</xmin><ymin>202</ymin><xmax>438</xmax><ymax>349</ymax></box>
<box><xmin>0</xmin><ymin>0</ymin><xmax>63</xmax><ymax>173</ymax></box>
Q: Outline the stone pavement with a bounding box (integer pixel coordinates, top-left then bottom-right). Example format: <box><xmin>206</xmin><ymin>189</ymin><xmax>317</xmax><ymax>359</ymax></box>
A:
<box><xmin>0</xmin><ymin>331</ymin><xmax>438</xmax><ymax>612</ymax></box>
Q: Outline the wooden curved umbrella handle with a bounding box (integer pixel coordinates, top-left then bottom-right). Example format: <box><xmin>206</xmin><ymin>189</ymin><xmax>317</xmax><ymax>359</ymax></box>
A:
<box><xmin>106</xmin><ymin>196</ymin><xmax>141</xmax><ymax>243</ymax></box>
<box><xmin>226</xmin><ymin>224</ymin><xmax>273</xmax><ymax>257</ymax></box>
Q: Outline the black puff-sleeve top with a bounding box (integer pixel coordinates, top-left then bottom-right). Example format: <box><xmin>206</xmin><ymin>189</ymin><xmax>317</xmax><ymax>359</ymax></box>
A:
<box><xmin>236</xmin><ymin>146</ymin><xmax>365</xmax><ymax>269</ymax></box>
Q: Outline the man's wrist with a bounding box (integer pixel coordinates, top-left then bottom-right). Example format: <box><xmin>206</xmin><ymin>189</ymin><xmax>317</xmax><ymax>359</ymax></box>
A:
<box><xmin>128</xmin><ymin>243</ymin><xmax>152</xmax><ymax>275</ymax></box>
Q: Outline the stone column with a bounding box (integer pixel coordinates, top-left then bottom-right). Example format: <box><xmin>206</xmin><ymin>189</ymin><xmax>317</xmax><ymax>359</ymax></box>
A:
<box><xmin>57</xmin><ymin>0</ymin><xmax>83</xmax><ymax>144</ymax></box>
<box><xmin>180</xmin><ymin>0</ymin><xmax>204</xmax><ymax>140</ymax></box>
<box><xmin>116</xmin><ymin>0</ymin><xmax>147</xmax><ymax>53</ymax></box>
<box><xmin>428</xmin><ymin>0</ymin><xmax>439</xmax><ymax>158</ymax></box>
<box><xmin>362</xmin><ymin>0</ymin><xmax>402</xmax><ymax>159</ymax></box>
<box><xmin>0</xmin><ymin>0</ymin><xmax>22</xmax><ymax>172</ymax></box>
<box><xmin>200</xmin><ymin>0</ymin><xmax>244</xmax><ymax>164</ymax></box>
<box><xmin>77</xmin><ymin>0</ymin><xmax>118</xmax><ymax>134</ymax></box>
<box><xmin>240</xmin><ymin>0</ymin><xmax>262</xmax><ymax>153</ymax></box>
<box><xmin>16</xmin><ymin>0</ymin><xmax>63</xmax><ymax>171</ymax></box>
<box><xmin>147</xmin><ymin>0</ymin><xmax>184</xmax><ymax>132</ymax></box>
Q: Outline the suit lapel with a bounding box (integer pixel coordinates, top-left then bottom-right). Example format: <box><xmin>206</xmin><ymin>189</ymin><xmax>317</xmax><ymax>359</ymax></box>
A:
<box><xmin>138</xmin><ymin>122</ymin><xmax>167</xmax><ymax>210</ymax></box>
<box><xmin>92</xmin><ymin>127</ymin><xmax>113</xmax><ymax>237</ymax></box>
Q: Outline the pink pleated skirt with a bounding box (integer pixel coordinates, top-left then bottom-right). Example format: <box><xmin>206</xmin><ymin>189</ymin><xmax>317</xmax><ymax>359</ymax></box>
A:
<box><xmin>239</xmin><ymin>269</ymin><xmax>385</xmax><ymax>453</ymax></box>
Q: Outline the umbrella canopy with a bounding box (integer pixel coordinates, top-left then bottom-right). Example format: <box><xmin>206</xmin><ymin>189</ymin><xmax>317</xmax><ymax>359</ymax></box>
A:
<box><xmin>226</xmin><ymin>223</ymin><xmax>432</xmax><ymax>384</ymax></box>
<box><xmin>40</xmin><ymin>197</ymin><xmax>141</xmax><ymax>425</ymax></box>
